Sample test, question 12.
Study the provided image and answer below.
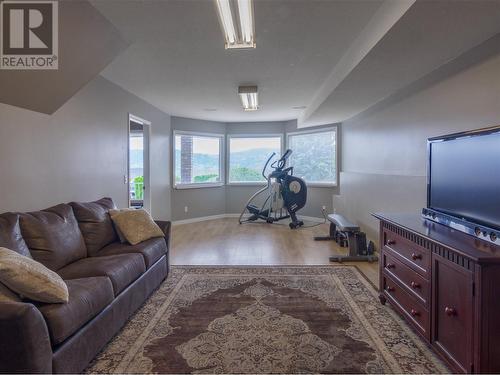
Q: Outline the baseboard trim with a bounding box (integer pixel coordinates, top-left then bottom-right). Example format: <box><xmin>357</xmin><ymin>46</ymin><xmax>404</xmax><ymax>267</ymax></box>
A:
<box><xmin>298</xmin><ymin>215</ymin><xmax>326</xmax><ymax>223</ymax></box>
<box><xmin>172</xmin><ymin>213</ymin><xmax>325</xmax><ymax>225</ymax></box>
<box><xmin>172</xmin><ymin>214</ymin><xmax>228</xmax><ymax>226</ymax></box>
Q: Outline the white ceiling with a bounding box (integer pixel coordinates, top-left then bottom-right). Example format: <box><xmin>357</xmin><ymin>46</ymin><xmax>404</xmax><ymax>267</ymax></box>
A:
<box><xmin>302</xmin><ymin>0</ymin><xmax>500</xmax><ymax>127</ymax></box>
<box><xmin>90</xmin><ymin>0</ymin><xmax>500</xmax><ymax>125</ymax></box>
<box><xmin>90</xmin><ymin>0</ymin><xmax>383</xmax><ymax>122</ymax></box>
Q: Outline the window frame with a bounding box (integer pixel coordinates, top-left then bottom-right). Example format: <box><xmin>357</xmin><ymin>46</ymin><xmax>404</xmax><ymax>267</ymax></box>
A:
<box><xmin>286</xmin><ymin>126</ymin><xmax>339</xmax><ymax>188</ymax></box>
<box><xmin>173</xmin><ymin>130</ymin><xmax>225</xmax><ymax>190</ymax></box>
<box><xmin>226</xmin><ymin>133</ymin><xmax>284</xmax><ymax>186</ymax></box>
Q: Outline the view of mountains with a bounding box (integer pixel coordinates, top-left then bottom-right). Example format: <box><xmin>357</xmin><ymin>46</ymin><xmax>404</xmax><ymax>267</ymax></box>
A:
<box><xmin>174</xmin><ymin>148</ymin><xmax>279</xmax><ymax>176</ymax></box>
<box><xmin>131</xmin><ymin>147</ymin><xmax>278</xmax><ymax>178</ymax></box>
<box><xmin>132</xmin><ymin>143</ymin><xmax>335</xmax><ymax>183</ymax></box>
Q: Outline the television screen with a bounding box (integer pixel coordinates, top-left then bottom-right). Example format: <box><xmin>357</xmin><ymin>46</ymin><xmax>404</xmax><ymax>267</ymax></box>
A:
<box><xmin>428</xmin><ymin>130</ymin><xmax>500</xmax><ymax>230</ymax></box>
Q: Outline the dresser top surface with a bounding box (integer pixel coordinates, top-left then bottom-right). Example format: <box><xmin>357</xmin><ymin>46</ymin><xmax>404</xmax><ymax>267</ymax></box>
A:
<box><xmin>373</xmin><ymin>212</ymin><xmax>500</xmax><ymax>263</ymax></box>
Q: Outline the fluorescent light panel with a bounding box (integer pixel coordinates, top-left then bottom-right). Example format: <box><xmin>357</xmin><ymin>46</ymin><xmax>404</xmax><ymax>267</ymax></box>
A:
<box><xmin>237</xmin><ymin>0</ymin><xmax>253</xmax><ymax>44</ymax></box>
<box><xmin>215</xmin><ymin>0</ymin><xmax>237</xmax><ymax>44</ymax></box>
<box><xmin>215</xmin><ymin>0</ymin><xmax>255</xmax><ymax>49</ymax></box>
<box><xmin>238</xmin><ymin>86</ymin><xmax>258</xmax><ymax>111</ymax></box>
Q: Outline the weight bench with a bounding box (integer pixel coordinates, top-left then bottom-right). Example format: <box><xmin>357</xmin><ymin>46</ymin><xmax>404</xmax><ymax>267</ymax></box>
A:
<box><xmin>314</xmin><ymin>213</ymin><xmax>378</xmax><ymax>263</ymax></box>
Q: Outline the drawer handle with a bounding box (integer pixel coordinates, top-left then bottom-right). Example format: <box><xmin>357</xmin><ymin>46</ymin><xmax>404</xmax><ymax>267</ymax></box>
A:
<box><xmin>386</xmin><ymin>263</ymin><xmax>395</xmax><ymax>269</ymax></box>
<box><xmin>410</xmin><ymin>309</ymin><xmax>420</xmax><ymax>317</ymax></box>
<box><xmin>410</xmin><ymin>281</ymin><xmax>421</xmax><ymax>289</ymax></box>
<box><xmin>387</xmin><ymin>239</ymin><xmax>396</xmax><ymax>245</ymax></box>
<box><xmin>386</xmin><ymin>286</ymin><xmax>395</xmax><ymax>292</ymax></box>
<box><xmin>411</xmin><ymin>253</ymin><xmax>422</xmax><ymax>261</ymax></box>
<box><xmin>445</xmin><ymin>307</ymin><xmax>456</xmax><ymax>316</ymax></box>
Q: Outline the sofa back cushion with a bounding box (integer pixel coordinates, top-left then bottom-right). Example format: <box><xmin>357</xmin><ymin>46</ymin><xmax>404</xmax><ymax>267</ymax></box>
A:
<box><xmin>20</xmin><ymin>204</ymin><xmax>87</xmax><ymax>271</ymax></box>
<box><xmin>0</xmin><ymin>213</ymin><xmax>32</xmax><ymax>258</ymax></box>
<box><xmin>69</xmin><ymin>197</ymin><xmax>118</xmax><ymax>255</ymax></box>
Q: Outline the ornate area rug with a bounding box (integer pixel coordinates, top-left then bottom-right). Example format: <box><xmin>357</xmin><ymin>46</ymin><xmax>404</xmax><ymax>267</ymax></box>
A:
<box><xmin>87</xmin><ymin>266</ymin><xmax>447</xmax><ymax>374</ymax></box>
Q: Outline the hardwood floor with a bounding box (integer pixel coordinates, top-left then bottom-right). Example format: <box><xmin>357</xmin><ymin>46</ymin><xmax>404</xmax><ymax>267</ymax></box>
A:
<box><xmin>170</xmin><ymin>218</ymin><xmax>379</xmax><ymax>287</ymax></box>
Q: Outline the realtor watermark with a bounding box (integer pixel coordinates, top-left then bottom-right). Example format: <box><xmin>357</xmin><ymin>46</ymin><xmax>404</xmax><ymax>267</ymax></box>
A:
<box><xmin>1</xmin><ymin>0</ymin><xmax>58</xmax><ymax>70</ymax></box>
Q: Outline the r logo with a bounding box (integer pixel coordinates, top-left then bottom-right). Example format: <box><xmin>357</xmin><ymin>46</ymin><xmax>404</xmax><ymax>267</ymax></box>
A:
<box><xmin>1</xmin><ymin>1</ymin><xmax>58</xmax><ymax>69</ymax></box>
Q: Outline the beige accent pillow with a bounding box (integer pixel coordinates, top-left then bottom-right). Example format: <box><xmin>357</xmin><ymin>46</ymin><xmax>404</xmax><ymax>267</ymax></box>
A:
<box><xmin>109</xmin><ymin>209</ymin><xmax>164</xmax><ymax>246</ymax></box>
<box><xmin>109</xmin><ymin>208</ymin><xmax>134</xmax><ymax>243</ymax></box>
<box><xmin>0</xmin><ymin>247</ymin><xmax>69</xmax><ymax>303</ymax></box>
<box><xmin>0</xmin><ymin>282</ymin><xmax>21</xmax><ymax>302</ymax></box>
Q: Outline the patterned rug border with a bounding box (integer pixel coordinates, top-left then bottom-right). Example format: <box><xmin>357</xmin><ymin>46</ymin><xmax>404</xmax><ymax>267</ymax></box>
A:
<box><xmin>87</xmin><ymin>265</ymin><xmax>449</xmax><ymax>374</ymax></box>
<box><xmin>171</xmin><ymin>264</ymin><xmax>380</xmax><ymax>291</ymax></box>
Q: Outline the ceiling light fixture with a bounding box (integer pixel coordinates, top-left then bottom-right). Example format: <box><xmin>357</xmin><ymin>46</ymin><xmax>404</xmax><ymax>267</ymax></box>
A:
<box><xmin>215</xmin><ymin>0</ymin><xmax>255</xmax><ymax>49</ymax></box>
<box><xmin>238</xmin><ymin>86</ymin><xmax>258</xmax><ymax>111</ymax></box>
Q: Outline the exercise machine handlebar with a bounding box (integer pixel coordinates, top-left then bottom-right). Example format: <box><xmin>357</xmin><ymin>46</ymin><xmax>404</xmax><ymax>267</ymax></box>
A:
<box><xmin>270</xmin><ymin>149</ymin><xmax>293</xmax><ymax>171</ymax></box>
<box><xmin>262</xmin><ymin>152</ymin><xmax>276</xmax><ymax>179</ymax></box>
<box><xmin>262</xmin><ymin>149</ymin><xmax>294</xmax><ymax>181</ymax></box>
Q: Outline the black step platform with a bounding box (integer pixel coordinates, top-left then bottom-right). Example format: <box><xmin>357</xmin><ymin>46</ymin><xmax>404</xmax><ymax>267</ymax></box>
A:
<box><xmin>314</xmin><ymin>213</ymin><xmax>378</xmax><ymax>263</ymax></box>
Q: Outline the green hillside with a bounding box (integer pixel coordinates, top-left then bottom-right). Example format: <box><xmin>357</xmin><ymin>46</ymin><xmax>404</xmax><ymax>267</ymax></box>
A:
<box><xmin>175</xmin><ymin>148</ymin><xmax>278</xmax><ymax>182</ymax></box>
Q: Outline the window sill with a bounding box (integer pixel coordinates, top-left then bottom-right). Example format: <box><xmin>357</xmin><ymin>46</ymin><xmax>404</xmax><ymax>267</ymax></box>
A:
<box><xmin>307</xmin><ymin>182</ymin><xmax>338</xmax><ymax>188</ymax></box>
<box><xmin>227</xmin><ymin>182</ymin><xmax>268</xmax><ymax>187</ymax></box>
<box><xmin>174</xmin><ymin>183</ymin><xmax>224</xmax><ymax>190</ymax></box>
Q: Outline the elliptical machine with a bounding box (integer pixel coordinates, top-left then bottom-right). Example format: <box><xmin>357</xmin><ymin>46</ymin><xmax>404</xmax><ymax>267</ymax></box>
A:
<box><xmin>238</xmin><ymin>149</ymin><xmax>307</xmax><ymax>229</ymax></box>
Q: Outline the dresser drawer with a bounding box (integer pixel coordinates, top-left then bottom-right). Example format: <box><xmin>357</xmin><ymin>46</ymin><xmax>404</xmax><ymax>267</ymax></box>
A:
<box><xmin>383</xmin><ymin>275</ymin><xmax>430</xmax><ymax>340</ymax></box>
<box><xmin>383</xmin><ymin>229</ymin><xmax>431</xmax><ymax>279</ymax></box>
<box><xmin>383</xmin><ymin>251</ymin><xmax>430</xmax><ymax>306</ymax></box>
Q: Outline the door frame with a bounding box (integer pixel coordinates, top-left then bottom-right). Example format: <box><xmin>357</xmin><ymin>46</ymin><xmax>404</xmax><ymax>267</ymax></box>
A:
<box><xmin>128</xmin><ymin>113</ymin><xmax>152</xmax><ymax>213</ymax></box>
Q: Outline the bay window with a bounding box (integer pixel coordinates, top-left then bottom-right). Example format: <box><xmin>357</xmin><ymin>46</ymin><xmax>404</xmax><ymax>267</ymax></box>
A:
<box><xmin>174</xmin><ymin>131</ymin><xmax>224</xmax><ymax>188</ymax></box>
<box><xmin>287</xmin><ymin>127</ymin><xmax>337</xmax><ymax>186</ymax></box>
<box><xmin>228</xmin><ymin>135</ymin><xmax>282</xmax><ymax>183</ymax></box>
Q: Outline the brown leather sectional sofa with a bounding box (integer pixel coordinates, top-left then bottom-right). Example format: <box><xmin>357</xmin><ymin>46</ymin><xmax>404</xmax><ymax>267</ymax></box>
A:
<box><xmin>0</xmin><ymin>198</ymin><xmax>170</xmax><ymax>374</ymax></box>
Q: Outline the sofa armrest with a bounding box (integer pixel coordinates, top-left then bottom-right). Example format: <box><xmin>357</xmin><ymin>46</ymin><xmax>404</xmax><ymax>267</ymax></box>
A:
<box><xmin>0</xmin><ymin>301</ymin><xmax>53</xmax><ymax>373</ymax></box>
<box><xmin>155</xmin><ymin>220</ymin><xmax>171</xmax><ymax>250</ymax></box>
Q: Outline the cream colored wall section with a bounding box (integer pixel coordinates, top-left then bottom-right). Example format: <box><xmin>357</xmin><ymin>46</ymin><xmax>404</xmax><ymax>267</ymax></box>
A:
<box><xmin>340</xmin><ymin>53</ymin><xmax>500</xmax><ymax>246</ymax></box>
<box><xmin>0</xmin><ymin>76</ymin><xmax>171</xmax><ymax>219</ymax></box>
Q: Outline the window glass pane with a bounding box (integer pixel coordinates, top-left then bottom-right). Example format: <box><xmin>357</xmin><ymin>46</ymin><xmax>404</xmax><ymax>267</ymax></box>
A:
<box><xmin>175</xmin><ymin>134</ymin><xmax>222</xmax><ymax>185</ymax></box>
<box><xmin>229</xmin><ymin>137</ymin><xmax>281</xmax><ymax>182</ymax></box>
<box><xmin>288</xmin><ymin>130</ymin><xmax>336</xmax><ymax>184</ymax></box>
<box><xmin>129</xmin><ymin>132</ymin><xmax>144</xmax><ymax>203</ymax></box>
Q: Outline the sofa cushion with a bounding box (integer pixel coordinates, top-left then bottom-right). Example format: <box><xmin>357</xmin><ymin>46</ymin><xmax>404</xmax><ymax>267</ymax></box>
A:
<box><xmin>57</xmin><ymin>254</ymin><xmax>146</xmax><ymax>296</ymax></box>
<box><xmin>38</xmin><ymin>277</ymin><xmax>114</xmax><ymax>345</ymax></box>
<box><xmin>0</xmin><ymin>213</ymin><xmax>31</xmax><ymax>258</ymax></box>
<box><xmin>70</xmin><ymin>198</ymin><xmax>118</xmax><ymax>256</ymax></box>
<box><xmin>97</xmin><ymin>237</ymin><xmax>166</xmax><ymax>269</ymax></box>
<box><xmin>20</xmin><ymin>204</ymin><xmax>87</xmax><ymax>271</ymax></box>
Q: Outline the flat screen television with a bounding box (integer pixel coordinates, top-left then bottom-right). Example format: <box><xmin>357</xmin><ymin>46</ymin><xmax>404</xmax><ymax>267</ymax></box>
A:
<box><xmin>423</xmin><ymin>125</ymin><xmax>500</xmax><ymax>244</ymax></box>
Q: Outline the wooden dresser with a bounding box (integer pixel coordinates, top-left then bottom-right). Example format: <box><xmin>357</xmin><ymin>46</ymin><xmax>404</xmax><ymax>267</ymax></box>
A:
<box><xmin>373</xmin><ymin>213</ymin><xmax>500</xmax><ymax>373</ymax></box>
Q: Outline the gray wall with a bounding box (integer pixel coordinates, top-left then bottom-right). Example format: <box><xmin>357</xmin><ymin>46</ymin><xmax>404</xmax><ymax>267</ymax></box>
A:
<box><xmin>0</xmin><ymin>76</ymin><xmax>172</xmax><ymax>220</ymax></box>
<box><xmin>339</xmin><ymin>52</ymin><xmax>500</xmax><ymax>245</ymax></box>
<box><xmin>170</xmin><ymin>117</ymin><xmax>340</xmax><ymax>220</ymax></box>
